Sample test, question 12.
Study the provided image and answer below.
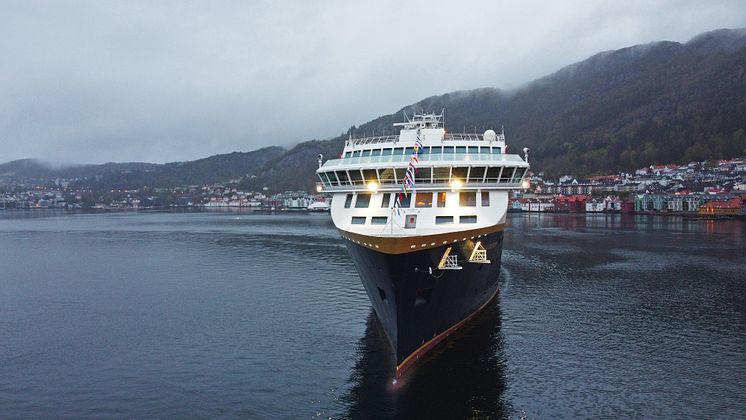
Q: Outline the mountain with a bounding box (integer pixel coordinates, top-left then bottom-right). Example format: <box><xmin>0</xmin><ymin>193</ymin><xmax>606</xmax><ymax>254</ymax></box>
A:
<box><xmin>253</xmin><ymin>27</ymin><xmax>746</xmax><ymax>189</ymax></box>
<box><xmin>0</xmin><ymin>147</ymin><xmax>285</xmax><ymax>188</ymax></box>
<box><xmin>3</xmin><ymin>28</ymin><xmax>745</xmax><ymax>191</ymax></box>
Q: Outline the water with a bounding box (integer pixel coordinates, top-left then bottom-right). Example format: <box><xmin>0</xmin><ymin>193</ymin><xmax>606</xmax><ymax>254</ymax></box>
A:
<box><xmin>0</xmin><ymin>211</ymin><xmax>744</xmax><ymax>418</ymax></box>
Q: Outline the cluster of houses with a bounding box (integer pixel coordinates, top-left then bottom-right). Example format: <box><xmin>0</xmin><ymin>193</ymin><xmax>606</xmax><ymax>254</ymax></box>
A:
<box><xmin>512</xmin><ymin>158</ymin><xmax>746</xmax><ymax>217</ymax></box>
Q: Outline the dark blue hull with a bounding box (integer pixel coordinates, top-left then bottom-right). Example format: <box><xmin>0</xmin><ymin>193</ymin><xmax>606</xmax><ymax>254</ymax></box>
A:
<box><xmin>343</xmin><ymin>229</ymin><xmax>504</xmax><ymax>375</ymax></box>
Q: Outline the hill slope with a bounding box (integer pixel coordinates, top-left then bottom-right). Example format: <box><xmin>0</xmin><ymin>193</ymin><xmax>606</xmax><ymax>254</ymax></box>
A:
<box><xmin>257</xmin><ymin>27</ymin><xmax>746</xmax><ymax>189</ymax></box>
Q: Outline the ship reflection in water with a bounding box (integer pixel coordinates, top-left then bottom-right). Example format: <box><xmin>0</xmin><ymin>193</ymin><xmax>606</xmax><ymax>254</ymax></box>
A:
<box><xmin>344</xmin><ymin>303</ymin><xmax>510</xmax><ymax>419</ymax></box>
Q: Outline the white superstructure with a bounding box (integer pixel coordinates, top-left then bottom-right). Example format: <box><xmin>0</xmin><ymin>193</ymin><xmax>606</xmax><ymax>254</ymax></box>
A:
<box><xmin>316</xmin><ymin>112</ymin><xmax>529</xmax><ymax>241</ymax></box>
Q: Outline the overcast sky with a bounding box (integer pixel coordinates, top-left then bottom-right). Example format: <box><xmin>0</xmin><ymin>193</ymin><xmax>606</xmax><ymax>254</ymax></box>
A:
<box><xmin>1</xmin><ymin>0</ymin><xmax>745</xmax><ymax>164</ymax></box>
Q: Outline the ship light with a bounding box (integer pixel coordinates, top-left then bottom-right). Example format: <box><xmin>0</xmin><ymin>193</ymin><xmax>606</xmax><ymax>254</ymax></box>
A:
<box><xmin>521</xmin><ymin>179</ymin><xmax>530</xmax><ymax>189</ymax></box>
<box><xmin>450</xmin><ymin>179</ymin><xmax>463</xmax><ymax>191</ymax></box>
<box><xmin>316</xmin><ymin>184</ymin><xmax>323</xmax><ymax>193</ymax></box>
<box><xmin>367</xmin><ymin>181</ymin><xmax>379</xmax><ymax>192</ymax></box>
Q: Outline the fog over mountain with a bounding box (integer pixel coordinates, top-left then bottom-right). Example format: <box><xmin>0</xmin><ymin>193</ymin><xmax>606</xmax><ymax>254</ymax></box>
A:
<box><xmin>2</xmin><ymin>1</ymin><xmax>746</xmax><ymax>164</ymax></box>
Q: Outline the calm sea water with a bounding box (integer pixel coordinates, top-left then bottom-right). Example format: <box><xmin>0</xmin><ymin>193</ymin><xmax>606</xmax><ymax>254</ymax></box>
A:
<box><xmin>0</xmin><ymin>210</ymin><xmax>744</xmax><ymax>418</ymax></box>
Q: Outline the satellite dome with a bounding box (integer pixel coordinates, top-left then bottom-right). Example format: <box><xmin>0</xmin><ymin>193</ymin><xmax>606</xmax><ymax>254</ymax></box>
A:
<box><xmin>483</xmin><ymin>129</ymin><xmax>497</xmax><ymax>142</ymax></box>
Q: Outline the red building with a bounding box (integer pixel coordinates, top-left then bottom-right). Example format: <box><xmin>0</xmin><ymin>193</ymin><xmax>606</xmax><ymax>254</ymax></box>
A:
<box><xmin>553</xmin><ymin>195</ymin><xmax>588</xmax><ymax>213</ymax></box>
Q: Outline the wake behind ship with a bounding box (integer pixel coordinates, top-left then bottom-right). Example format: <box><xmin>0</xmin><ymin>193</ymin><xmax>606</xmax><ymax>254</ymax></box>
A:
<box><xmin>315</xmin><ymin>112</ymin><xmax>529</xmax><ymax>377</ymax></box>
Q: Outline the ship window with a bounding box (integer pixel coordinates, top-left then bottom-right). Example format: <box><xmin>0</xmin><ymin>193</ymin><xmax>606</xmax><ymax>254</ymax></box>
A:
<box><xmin>399</xmin><ymin>193</ymin><xmax>412</xmax><ymax>208</ymax></box>
<box><xmin>443</xmin><ymin>146</ymin><xmax>455</xmax><ymax>154</ymax></box>
<box><xmin>431</xmin><ymin>146</ymin><xmax>442</xmax><ymax>154</ymax></box>
<box><xmin>432</xmin><ymin>167</ymin><xmax>450</xmax><ymax>183</ymax></box>
<box><xmin>415</xmin><ymin>192</ymin><xmax>433</xmax><ymax>208</ymax></box>
<box><xmin>371</xmin><ymin>149</ymin><xmax>382</xmax><ymax>156</ymax></box>
<box><xmin>455</xmin><ymin>146</ymin><xmax>467</xmax><ymax>154</ymax></box>
<box><xmin>419</xmin><ymin>146</ymin><xmax>430</xmax><ymax>155</ymax></box>
<box><xmin>381</xmin><ymin>193</ymin><xmax>391</xmax><ymax>208</ymax></box>
<box><xmin>381</xmin><ymin>148</ymin><xmax>393</xmax><ymax>156</ymax></box>
<box><xmin>394</xmin><ymin>168</ymin><xmax>407</xmax><ymax>183</ymax></box>
<box><xmin>405</xmin><ymin>147</ymin><xmax>414</xmax><ymax>156</ymax></box>
<box><xmin>351</xmin><ymin>216</ymin><xmax>366</xmax><ymax>225</ymax></box>
<box><xmin>485</xmin><ymin>167</ymin><xmax>501</xmax><ymax>182</ymax></box>
<box><xmin>479</xmin><ymin>146</ymin><xmax>489</xmax><ymax>154</ymax></box>
<box><xmin>467</xmin><ymin>146</ymin><xmax>479</xmax><ymax>154</ymax></box>
<box><xmin>362</xmin><ymin>169</ymin><xmax>378</xmax><ymax>183</ymax></box>
<box><xmin>371</xmin><ymin>216</ymin><xmax>388</xmax><ymax>225</ymax></box>
<box><xmin>452</xmin><ymin>167</ymin><xmax>468</xmax><ymax>181</ymax></box>
<box><xmin>348</xmin><ymin>170</ymin><xmax>363</xmax><ymax>184</ymax></box>
<box><xmin>435</xmin><ymin>215</ymin><xmax>454</xmax><ymax>224</ymax></box>
<box><xmin>493</xmin><ymin>147</ymin><xmax>501</xmax><ymax>154</ymax></box>
<box><xmin>417</xmin><ymin>167</ymin><xmax>432</xmax><ymax>183</ymax></box>
<box><xmin>361</xmin><ymin>149</ymin><xmax>371</xmax><ymax>157</ymax></box>
<box><xmin>460</xmin><ymin>215</ymin><xmax>477</xmax><ymax>224</ymax></box>
<box><xmin>344</xmin><ymin>194</ymin><xmax>353</xmax><ymax>208</ymax></box>
<box><xmin>470</xmin><ymin>167</ymin><xmax>486</xmax><ymax>182</ymax></box>
<box><xmin>322</xmin><ymin>172</ymin><xmax>334</xmax><ymax>186</ymax></box>
<box><xmin>393</xmin><ymin>147</ymin><xmax>404</xmax><ymax>155</ymax></box>
<box><xmin>481</xmin><ymin>191</ymin><xmax>490</xmax><ymax>206</ymax></box>
<box><xmin>336</xmin><ymin>171</ymin><xmax>350</xmax><ymax>185</ymax></box>
<box><xmin>355</xmin><ymin>194</ymin><xmax>371</xmax><ymax>208</ymax></box>
<box><xmin>436</xmin><ymin>192</ymin><xmax>447</xmax><ymax>207</ymax></box>
<box><xmin>513</xmin><ymin>167</ymin><xmax>526</xmax><ymax>181</ymax></box>
<box><xmin>500</xmin><ymin>167</ymin><xmax>515</xmax><ymax>183</ymax></box>
<box><xmin>459</xmin><ymin>192</ymin><xmax>477</xmax><ymax>207</ymax></box>
<box><xmin>378</xmin><ymin>287</ymin><xmax>387</xmax><ymax>303</ymax></box>
<box><xmin>344</xmin><ymin>151</ymin><xmax>352</xmax><ymax>158</ymax></box>
<box><xmin>378</xmin><ymin>168</ymin><xmax>396</xmax><ymax>183</ymax></box>
<box><xmin>352</xmin><ymin>150</ymin><xmax>362</xmax><ymax>157</ymax></box>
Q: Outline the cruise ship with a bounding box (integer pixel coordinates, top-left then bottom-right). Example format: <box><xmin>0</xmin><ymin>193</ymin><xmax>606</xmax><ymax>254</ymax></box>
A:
<box><xmin>315</xmin><ymin>112</ymin><xmax>529</xmax><ymax>378</ymax></box>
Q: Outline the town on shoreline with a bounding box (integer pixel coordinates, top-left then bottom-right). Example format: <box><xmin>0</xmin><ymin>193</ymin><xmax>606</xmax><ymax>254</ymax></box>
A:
<box><xmin>2</xmin><ymin>157</ymin><xmax>745</xmax><ymax>219</ymax></box>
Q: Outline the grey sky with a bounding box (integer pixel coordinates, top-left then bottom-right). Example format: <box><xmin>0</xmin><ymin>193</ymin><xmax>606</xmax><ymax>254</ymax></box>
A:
<box><xmin>1</xmin><ymin>0</ymin><xmax>745</xmax><ymax>164</ymax></box>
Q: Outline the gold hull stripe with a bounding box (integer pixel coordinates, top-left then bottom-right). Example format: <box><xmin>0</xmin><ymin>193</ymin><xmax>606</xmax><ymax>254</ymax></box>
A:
<box><xmin>337</xmin><ymin>223</ymin><xmax>505</xmax><ymax>255</ymax></box>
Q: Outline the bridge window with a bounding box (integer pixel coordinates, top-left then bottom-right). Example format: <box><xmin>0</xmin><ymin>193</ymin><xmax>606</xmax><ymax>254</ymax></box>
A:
<box><xmin>352</xmin><ymin>150</ymin><xmax>362</xmax><ymax>157</ymax></box>
<box><xmin>371</xmin><ymin>216</ymin><xmax>388</xmax><ymax>225</ymax></box>
<box><xmin>470</xmin><ymin>167</ymin><xmax>486</xmax><ymax>182</ymax></box>
<box><xmin>481</xmin><ymin>191</ymin><xmax>490</xmax><ymax>206</ymax></box>
<box><xmin>443</xmin><ymin>146</ymin><xmax>455</xmax><ymax>154</ymax></box>
<box><xmin>344</xmin><ymin>151</ymin><xmax>352</xmax><ymax>158</ymax></box>
<box><xmin>459</xmin><ymin>192</ymin><xmax>477</xmax><ymax>207</ymax></box>
<box><xmin>467</xmin><ymin>146</ymin><xmax>479</xmax><ymax>154</ymax></box>
<box><xmin>479</xmin><ymin>146</ymin><xmax>490</xmax><ymax>154</ymax></box>
<box><xmin>378</xmin><ymin>168</ymin><xmax>395</xmax><ymax>183</ymax></box>
<box><xmin>336</xmin><ymin>171</ymin><xmax>349</xmax><ymax>185</ymax></box>
<box><xmin>493</xmin><ymin>148</ymin><xmax>501</xmax><ymax>154</ymax></box>
<box><xmin>371</xmin><ymin>149</ymin><xmax>382</xmax><ymax>156</ymax></box>
<box><xmin>460</xmin><ymin>215</ymin><xmax>477</xmax><ymax>224</ymax></box>
<box><xmin>355</xmin><ymin>194</ymin><xmax>371</xmax><ymax>208</ymax></box>
<box><xmin>415</xmin><ymin>192</ymin><xmax>433</xmax><ymax>208</ymax></box>
<box><xmin>351</xmin><ymin>216</ymin><xmax>366</xmax><ymax>225</ymax></box>
<box><xmin>381</xmin><ymin>193</ymin><xmax>391</xmax><ymax>208</ymax></box>
<box><xmin>500</xmin><ymin>167</ymin><xmax>515</xmax><ymax>183</ymax></box>
<box><xmin>455</xmin><ymin>146</ymin><xmax>467</xmax><ymax>154</ymax></box>
<box><xmin>485</xmin><ymin>167</ymin><xmax>501</xmax><ymax>182</ymax></box>
<box><xmin>361</xmin><ymin>149</ymin><xmax>371</xmax><ymax>157</ymax></box>
<box><xmin>437</xmin><ymin>192</ymin><xmax>446</xmax><ymax>207</ymax></box>
<box><xmin>435</xmin><ymin>216</ymin><xmax>454</xmax><ymax>224</ymax></box>
<box><xmin>393</xmin><ymin>147</ymin><xmax>404</xmax><ymax>155</ymax></box>
<box><xmin>513</xmin><ymin>167</ymin><xmax>526</xmax><ymax>181</ymax></box>
<box><xmin>381</xmin><ymin>148</ymin><xmax>393</xmax><ymax>156</ymax></box>
<box><xmin>452</xmin><ymin>167</ymin><xmax>468</xmax><ymax>181</ymax></box>
<box><xmin>417</xmin><ymin>167</ymin><xmax>432</xmax><ymax>183</ymax></box>
<box><xmin>344</xmin><ymin>194</ymin><xmax>353</xmax><ymax>208</ymax></box>
<box><xmin>362</xmin><ymin>169</ymin><xmax>378</xmax><ymax>183</ymax></box>
<box><xmin>432</xmin><ymin>167</ymin><xmax>450</xmax><ymax>183</ymax></box>
<box><xmin>348</xmin><ymin>170</ymin><xmax>363</xmax><ymax>185</ymax></box>
<box><xmin>419</xmin><ymin>146</ymin><xmax>430</xmax><ymax>155</ymax></box>
<box><xmin>405</xmin><ymin>147</ymin><xmax>414</xmax><ymax>156</ymax></box>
